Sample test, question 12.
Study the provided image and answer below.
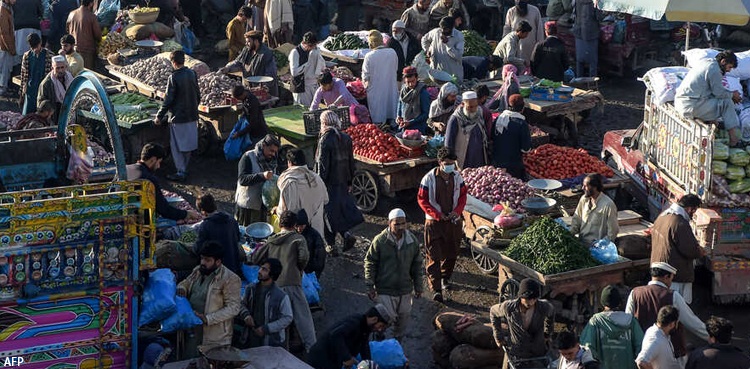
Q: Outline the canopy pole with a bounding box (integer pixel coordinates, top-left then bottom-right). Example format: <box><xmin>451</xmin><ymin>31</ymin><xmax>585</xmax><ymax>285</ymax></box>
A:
<box><xmin>686</xmin><ymin>21</ymin><xmax>691</xmax><ymax>53</ymax></box>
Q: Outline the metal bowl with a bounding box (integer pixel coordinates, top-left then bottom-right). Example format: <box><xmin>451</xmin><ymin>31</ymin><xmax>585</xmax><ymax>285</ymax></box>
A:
<box><xmin>134</xmin><ymin>40</ymin><xmax>163</xmax><ymax>48</ymax></box>
<box><xmin>521</xmin><ymin>197</ymin><xmax>557</xmax><ymax>215</ymax></box>
<box><xmin>246</xmin><ymin>76</ymin><xmax>274</xmax><ymax>84</ymax></box>
<box><xmin>395</xmin><ymin>132</ymin><xmax>424</xmax><ymax>148</ymax></box>
<box><xmin>245</xmin><ymin>222</ymin><xmax>274</xmax><ymax>239</ymax></box>
<box><xmin>527</xmin><ymin>179</ymin><xmax>563</xmax><ymax>191</ymax></box>
<box><xmin>428</xmin><ymin>69</ymin><xmax>453</xmax><ymax>85</ymax></box>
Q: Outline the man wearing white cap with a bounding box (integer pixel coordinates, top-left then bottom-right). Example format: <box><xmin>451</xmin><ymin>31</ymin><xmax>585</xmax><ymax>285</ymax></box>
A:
<box><xmin>387</xmin><ymin>20</ymin><xmax>420</xmax><ymax>83</ymax></box>
<box><xmin>445</xmin><ymin>90</ymin><xmax>489</xmax><ymax>169</ymax></box>
<box><xmin>364</xmin><ymin>208</ymin><xmax>423</xmax><ymax>341</ymax></box>
<box><xmin>37</xmin><ymin>55</ymin><xmax>73</xmax><ymax>124</ymax></box>
<box><xmin>626</xmin><ymin>262</ymin><xmax>709</xmax><ymax>364</ymax></box>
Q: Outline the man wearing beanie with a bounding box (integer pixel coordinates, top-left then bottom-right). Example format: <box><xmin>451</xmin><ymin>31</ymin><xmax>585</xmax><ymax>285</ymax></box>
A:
<box><xmin>364</xmin><ymin>208</ymin><xmax>424</xmax><ymax>341</ymax></box>
<box><xmin>422</xmin><ymin>16</ymin><xmax>465</xmax><ymax>82</ymax></box>
<box><xmin>490</xmin><ymin>278</ymin><xmax>555</xmax><ymax>369</ymax></box>
<box><xmin>580</xmin><ymin>285</ymin><xmax>644</xmax><ymax>369</ymax></box>
<box><xmin>308</xmin><ymin>304</ymin><xmax>391</xmax><ymax>369</ymax></box>
<box><xmin>626</xmin><ymin>262</ymin><xmax>708</xmax><ymax>364</ymax></box>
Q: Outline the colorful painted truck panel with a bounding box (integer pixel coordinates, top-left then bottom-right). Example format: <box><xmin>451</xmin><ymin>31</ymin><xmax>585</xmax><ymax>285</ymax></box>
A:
<box><xmin>0</xmin><ymin>181</ymin><xmax>156</xmax><ymax>368</ymax></box>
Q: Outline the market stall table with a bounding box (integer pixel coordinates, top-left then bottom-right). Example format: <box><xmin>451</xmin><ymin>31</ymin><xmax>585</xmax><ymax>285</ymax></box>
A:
<box><xmin>12</xmin><ymin>69</ymin><xmax>124</xmax><ymax>95</ymax></box>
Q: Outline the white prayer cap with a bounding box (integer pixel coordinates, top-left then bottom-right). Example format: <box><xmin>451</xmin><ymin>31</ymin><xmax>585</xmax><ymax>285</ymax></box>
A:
<box><xmin>650</xmin><ymin>262</ymin><xmax>677</xmax><ymax>275</ymax></box>
<box><xmin>462</xmin><ymin>91</ymin><xmax>477</xmax><ymax>100</ymax></box>
<box><xmin>392</xmin><ymin>20</ymin><xmax>406</xmax><ymax>29</ymax></box>
<box><xmin>52</xmin><ymin>55</ymin><xmax>67</xmax><ymax>65</ymax></box>
<box><xmin>388</xmin><ymin>208</ymin><xmax>406</xmax><ymax>220</ymax></box>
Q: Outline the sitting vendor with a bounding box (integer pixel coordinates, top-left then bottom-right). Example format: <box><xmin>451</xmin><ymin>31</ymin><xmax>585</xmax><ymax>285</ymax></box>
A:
<box><xmin>126</xmin><ymin>143</ymin><xmax>201</xmax><ymax>222</ymax></box>
<box><xmin>462</xmin><ymin>55</ymin><xmax>502</xmax><ymax>81</ymax></box>
<box><xmin>310</xmin><ymin>72</ymin><xmax>358</xmax><ymax>110</ymax></box>
<box><xmin>219</xmin><ymin>30</ymin><xmax>279</xmax><ymax>98</ymax></box>
<box><xmin>675</xmin><ymin>50</ymin><xmax>742</xmax><ymax>146</ymax></box>
<box><xmin>397</xmin><ymin>66</ymin><xmax>430</xmax><ymax>134</ymax></box>
<box><xmin>570</xmin><ymin>173</ymin><xmax>618</xmax><ymax>246</ymax></box>
<box><xmin>16</xmin><ymin>100</ymin><xmax>55</xmax><ymax>130</ymax></box>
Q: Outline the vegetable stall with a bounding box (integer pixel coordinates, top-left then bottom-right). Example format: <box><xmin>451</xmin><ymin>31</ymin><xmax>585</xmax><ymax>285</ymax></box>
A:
<box><xmin>264</xmin><ymin>105</ymin><xmax>437</xmax><ymax>212</ymax></box>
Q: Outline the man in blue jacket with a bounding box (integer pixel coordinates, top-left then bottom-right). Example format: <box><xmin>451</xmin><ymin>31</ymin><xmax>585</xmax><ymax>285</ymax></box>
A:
<box><xmin>238</xmin><ymin>258</ymin><xmax>293</xmax><ymax>348</ymax></box>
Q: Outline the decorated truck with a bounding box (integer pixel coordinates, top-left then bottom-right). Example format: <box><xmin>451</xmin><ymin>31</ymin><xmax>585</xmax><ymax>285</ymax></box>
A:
<box><xmin>602</xmin><ymin>82</ymin><xmax>750</xmax><ymax>304</ymax></box>
<box><xmin>0</xmin><ymin>180</ymin><xmax>156</xmax><ymax>368</ymax></box>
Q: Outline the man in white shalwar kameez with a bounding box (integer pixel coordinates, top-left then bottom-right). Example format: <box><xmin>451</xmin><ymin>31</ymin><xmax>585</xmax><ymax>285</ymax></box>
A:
<box><xmin>421</xmin><ymin>16</ymin><xmax>464</xmax><ymax>83</ymax></box>
<box><xmin>362</xmin><ymin>30</ymin><xmax>399</xmax><ymax>124</ymax></box>
<box><xmin>289</xmin><ymin>32</ymin><xmax>326</xmax><ymax>107</ymax></box>
<box><xmin>502</xmin><ymin>0</ymin><xmax>545</xmax><ymax>64</ymax></box>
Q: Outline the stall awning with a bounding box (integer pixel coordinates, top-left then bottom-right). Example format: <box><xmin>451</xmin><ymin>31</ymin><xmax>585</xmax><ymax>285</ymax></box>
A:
<box><xmin>596</xmin><ymin>0</ymin><xmax>750</xmax><ymax>26</ymax></box>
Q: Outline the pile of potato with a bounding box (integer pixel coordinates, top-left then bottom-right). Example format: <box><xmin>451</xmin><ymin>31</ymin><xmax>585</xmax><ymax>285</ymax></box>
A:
<box><xmin>120</xmin><ymin>56</ymin><xmax>173</xmax><ymax>93</ymax></box>
<box><xmin>198</xmin><ymin>72</ymin><xmax>242</xmax><ymax>107</ymax></box>
<box><xmin>99</xmin><ymin>31</ymin><xmax>135</xmax><ymax>58</ymax></box>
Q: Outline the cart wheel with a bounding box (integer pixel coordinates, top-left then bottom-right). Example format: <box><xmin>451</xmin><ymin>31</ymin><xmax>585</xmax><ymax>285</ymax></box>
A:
<box><xmin>500</xmin><ymin>278</ymin><xmax>520</xmax><ymax>302</ymax></box>
<box><xmin>352</xmin><ymin>170</ymin><xmax>378</xmax><ymax>213</ymax></box>
<box><xmin>471</xmin><ymin>226</ymin><xmax>498</xmax><ymax>275</ymax></box>
<box><xmin>196</xmin><ymin>120</ymin><xmax>215</xmax><ymax>156</ymax></box>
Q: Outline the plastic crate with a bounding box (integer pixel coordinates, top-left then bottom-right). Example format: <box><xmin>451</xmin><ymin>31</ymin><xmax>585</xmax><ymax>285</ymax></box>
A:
<box><xmin>303</xmin><ymin>107</ymin><xmax>351</xmax><ymax>135</ymax></box>
<box><xmin>529</xmin><ymin>86</ymin><xmax>572</xmax><ymax>102</ymax></box>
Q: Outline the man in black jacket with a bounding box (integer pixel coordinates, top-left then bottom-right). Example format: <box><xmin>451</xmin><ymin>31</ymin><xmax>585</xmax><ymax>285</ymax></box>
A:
<box><xmin>231</xmin><ymin>85</ymin><xmax>269</xmax><ymax>145</ymax></box>
<box><xmin>686</xmin><ymin>316</ymin><xmax>750</xmax><ymax>369</ymax></box>
<box><xmin>155</xmin><ymin>50</ymin><xmax>200</xmax><ymax>182</ymax></box>
<box><xmin>296</xmin><ymin>209</ymin><xmax>325</xmax><ymax>278</ymax></box>
<box><xmin>126</xmin><ymin>143</ymin><xmax>200</xmax><ymax>222</ymax></box>
<box><xmin>530</xmin><ymin>21</ymin><xmax>569</xmax><ymax>82</ymax></box>
<box><xmin>195</xmin><ymin>193</ymin><xmax>243</xmax><ymax>278</ymax></box>
<box><xmin>307</xmin><ymin>304</ymin><xmax>391</xmax><ymax>369</ymax></box>
<box><xmin>387</xmin><ymin>20</ymin><xmax>421</xmax><ymax>82</ymax></box>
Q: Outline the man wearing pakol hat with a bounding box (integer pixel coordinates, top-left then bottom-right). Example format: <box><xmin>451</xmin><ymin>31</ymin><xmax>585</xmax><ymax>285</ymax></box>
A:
<box><xmin>580</xmin><ymin>285</ymin><xmax>645</xmax><ymax>369</ymax></box>
<box><xmin>530</xmin><ymin>21</ymin><xmax>569</xmax><ymax>82</ymax></box>
<box><xmin>650</xmin><ymin>194</ymin><xmax>705</xmax><ymax>304</ymax></box>
<box><xmin>364</xmin><ymin>208</ymin><xmax>424</xmax><ymax>341</ymax></box>
<box><xmin>387</xmin><ymin>20</ymin><xmax>421</xmax><ymax>82</ymax></box>
<box><xmin>362</xmin><ymin>30</ymin><xmax>399</xmax><ymax>125</ymax></box>
<box><xmin>490</xmin><ymin>278</ymin><xmax>555</xmax><ymax>369</ymax></box>
<box><xmin>418</xmin><ymin>147</ymin><xmax>467</xmax><ymax>303</ymax></box>
<box><xmin>37</xmin><ymin>54</ymin><xmax>73</xmax><ymax>124</ymax></box>
<box><xmin>397</xmin><ymin>66</ymin><xmax>431</xmax><ymax>134</ymax></box>
<box><xmin>626</xmin><ymin>262</ymin><xmax>709</xmax><ymax>363</ymax></box>
<box><xmin>445</xmin><ymin>90</ymin><xmax>489</xmax><ymax>169</ymax></box>
<box><xmin>307</xmin><ymin>304</ymin><xmax>392</xmax><ymax>369</ymax></box>
<box><xmin>220</xmin><ymin>30</ymin><xmax>279</xmax><ymax>98</ymax></box>
<box><xmin>422</xmin><ymin>16</ymin><xmax>465</xmax><ymax>82</ymax></box>
<box><xmin>492</xmin><ymin>93</ymin><xmax>531</xmax><ymax>180</ymax></box>
<box><xmin>177</xmin><ymin>241</ymin><xmax>242</xmax><ymax>357</ymax></box>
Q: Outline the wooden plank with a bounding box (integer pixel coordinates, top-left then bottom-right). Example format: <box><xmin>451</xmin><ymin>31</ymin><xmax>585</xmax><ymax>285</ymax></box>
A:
<box><xmin>107</xmin><ymin>67</ymin><xmax>157</xmax><ymax>98</ymax></box>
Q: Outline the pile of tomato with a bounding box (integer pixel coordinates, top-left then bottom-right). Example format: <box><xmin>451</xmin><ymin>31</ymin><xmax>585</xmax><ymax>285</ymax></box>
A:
<box><xmin>523</xmin><ymin>144</ymin><xmax>615</xmax><ymax>179</ymax></box>
<box><xmin>346</xmin><ymin>124</ymin><xmax>407</xmax><ymax>163</ymax></box>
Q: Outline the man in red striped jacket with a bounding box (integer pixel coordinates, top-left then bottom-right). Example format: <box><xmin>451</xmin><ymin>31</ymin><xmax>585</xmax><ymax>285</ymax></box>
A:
<box><xmin>417</xmin><ymin>147</ymin><xmax>468</xmax><ymax>303</ymax></box>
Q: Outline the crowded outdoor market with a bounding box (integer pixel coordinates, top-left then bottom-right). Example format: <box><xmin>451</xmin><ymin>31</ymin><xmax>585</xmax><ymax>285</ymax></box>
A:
<box><xmin>0</xmin><ymin>0</ymin><xmax>749</xmax><ymax>368</ymax></box>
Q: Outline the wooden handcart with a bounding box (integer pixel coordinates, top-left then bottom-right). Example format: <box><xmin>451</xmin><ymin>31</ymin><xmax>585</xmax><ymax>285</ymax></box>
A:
<box><xmin>352</xmin><ymin>155</ymin><xmax>437</xmax><ymax>212</ymax></box>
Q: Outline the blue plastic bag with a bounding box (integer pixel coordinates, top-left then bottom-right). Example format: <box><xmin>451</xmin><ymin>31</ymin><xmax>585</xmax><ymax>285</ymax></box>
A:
<box><xmin>160</xmin><ymin>296</ymin><xmax>203</xmax><ymax>333</ymax></box>
<box><xmin>223</xmin><ymin>117</ymin><xmax>252</xmax><ymax>160</ymax></box>
<box><xmin>302</xmin><ymin>272</ymin><xmax>321</xmax><ymax>305</ymax></box>
<box><xmin>181</xmin><ymin>27</ymin><xmax>197</xmax><ymax>55</ymax></box>
<box><xmin>370</xmin><ymin>339</ymin><xmax>408</xmax><ymax>369</ymax></box>
<box><xmin>139</xmin><ymin>269</ymin><xmax>177</xmax><ymax>327</ymax></box>
<box><xmin>590</xmin><ymin>238</ymin><xmax>620</xmax><ymax>264</ymax></box>
<box><xmin>242</xmin><ymin>265</ymin><xmax>260</xmax><ymax>284</ymax></box>
<box><xmin>96</xmin><ymin>0</ymin><xmax>120</xmax><ymax>28</ymax></box>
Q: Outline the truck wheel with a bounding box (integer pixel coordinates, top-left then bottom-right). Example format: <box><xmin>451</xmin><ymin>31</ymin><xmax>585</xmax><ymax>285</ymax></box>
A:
<box><xmin>499</xmin><ymin>278</ymin><xmax>520</xmax><ymax>302</ymax></box>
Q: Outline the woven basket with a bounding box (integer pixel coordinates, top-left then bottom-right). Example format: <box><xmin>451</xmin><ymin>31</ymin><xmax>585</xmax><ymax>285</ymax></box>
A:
<box><xmin>128</xmin><ymin>9</ymin><xmax>160</xmax><ymax>24</ymax></box>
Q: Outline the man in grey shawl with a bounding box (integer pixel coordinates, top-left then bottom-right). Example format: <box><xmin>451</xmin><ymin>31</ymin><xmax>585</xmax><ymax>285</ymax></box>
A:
<box><xmin>37</xmin><ymin>55</ymin><xmax>72</xmax><ymax>125</ymax></box>
<box><xmin>445</xmin><ymin>91</ymin><xmax>489</xmax><ymax>169</ymax></box>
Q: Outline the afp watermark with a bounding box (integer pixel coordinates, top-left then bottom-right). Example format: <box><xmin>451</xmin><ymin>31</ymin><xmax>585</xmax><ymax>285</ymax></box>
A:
<box><xmin>2</xmin><ymin>357</ymin><xmax>23</xmax><ymax>367</ymax></box>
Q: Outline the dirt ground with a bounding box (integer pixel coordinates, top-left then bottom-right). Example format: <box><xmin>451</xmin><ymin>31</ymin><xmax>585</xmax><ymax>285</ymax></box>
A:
<box><xmin>1</xmin><ymin>50</ymin><xmax>748</xmax><ymax>368</ymax></box>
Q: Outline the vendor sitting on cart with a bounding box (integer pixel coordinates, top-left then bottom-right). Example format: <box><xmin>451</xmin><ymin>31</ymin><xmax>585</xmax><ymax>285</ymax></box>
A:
<box><xmin>569</xmin><ymin>173</ymin><xmax>618</xmax><ymax>247</ymax></box>
<box><xmin>490</xmin><ymin>278</ymin><xmax>555</xmax><ymax>369</ymax></box>
<box><xmin>396</xmin><ymin>66</ymin><xmax>431</xmax><ymax>134</ymax></box>
<box><xmin>309</xmin><ymin>72</ymin><xmax>358</xmax><ymax>111</ymax></box>
<box><xmin>126</xmin><ymin>143</ymin><xmax>201</xmax><ymax>222</ymax></box>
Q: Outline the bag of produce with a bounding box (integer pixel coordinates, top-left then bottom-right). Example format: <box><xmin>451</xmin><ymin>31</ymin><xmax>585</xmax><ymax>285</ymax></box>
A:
<box><xmin>160</xmin><ymin>296</ymin><xmax>203</xmax><ymax>333</ymax></box>
<box><xmin>713</xmin><ymin>160</ymin><xmax>728</xmax><ymax>175</ymax></box>
<box><xmin>370</xmin><ymin>339</ymin><xmax>408</xmax><ymax>369</ymax></box>
<box><xmin>726</xmin><ymin>165</ymin><xmax>746</xmax><ymax>180</ymax></box>
<box><xmin>224</xmin><ymin>118</ymin><xmax>253</xmax><ymax>161</ymax></box>
<box><xmin>729</xmin><ymin>178</ymin><xmax>750</xmax><ymax>193</ymax></box>
<box><xmin>713</xmin><ymin>141</ymin><xmax>729</xmax><ymax>160</ymax></box>
<box><xmin>262</xmin><ymin>175</ymin><xmax>280</xmax><ymax>208</ymax></box>
<box><xmin>66</xmin><ymin>145</ymin><xmax>94</xmax><ymax>184</ymax></box>
<box><xmin>242</xmin><ymin>265</ymin><xmax>259</xmax><ymax>284</ymax></box>
<box><xmin>154</xmin><ymin>240</ymin><xmax>199</xmax><ymax>271</ymax></box>
<box><xmin>139</xmin><ymin>269</ymin><xmax>177</xmax><ymax>327</ymax></box>
<box><xmin>96</xmin><ymin>0</ymin><xmax>120</xmax><ymax>28</ymax></box>
<box><xmin>590</xmin><ymin>238</ymin><xmax>620</xmax><ymax>264</ymax></box>
<box><xmin>729</xmin><ymin>148</ymin><xmax>750</xmax><ymax>166</ymax></box>
<box><xmin>302</xmin><ymin>272</ymin><xmax>322</xmax><ymax>305</ymax></box>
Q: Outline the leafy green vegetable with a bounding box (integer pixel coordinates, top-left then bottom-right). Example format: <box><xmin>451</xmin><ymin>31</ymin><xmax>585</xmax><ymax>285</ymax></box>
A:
<box><xmin>729</xmin><ymin>178</ymin><xmax>750</xmax><ymax>193</ymax></box>
<box><xmin>504</xmin><ymin>217</ymin><xmax>600</xmax><ymax>275</ymax></box>
<box><xmin>273</xmin><ymin>49</ymin><xmax>288</xmax><ymax>69</ymax></box>
<box><xmin>461</xmin><ymin>30</ymin><xmax>492</xmax><ymax>57</ymax></box>
<box><xmin>713</xmin><ymin>141</ymin><xmax>729</xmax><ymax>160</ymax></box>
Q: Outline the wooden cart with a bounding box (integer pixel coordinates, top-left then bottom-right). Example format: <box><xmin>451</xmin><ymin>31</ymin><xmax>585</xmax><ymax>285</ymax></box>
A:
<box><xmin>13</xmin><ymin>69</ymin><xmax>124</xmax><ymax>95</ymax></box>
<box><xmin>352</xmin><ymin>155</ymin><xmax>437</xmax><ymax>212</ymax></box>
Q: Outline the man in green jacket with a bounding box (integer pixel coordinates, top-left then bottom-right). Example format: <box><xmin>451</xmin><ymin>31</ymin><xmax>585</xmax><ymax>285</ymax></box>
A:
<box><xmin>580</xmin><ymin>285</ymin><xmax>644</xmax><ymax>369</ymax></box>
<box><xmin>364</xmin><ymin>208</ymin><xmax>424</xmax><ymax>341</ymax></box>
